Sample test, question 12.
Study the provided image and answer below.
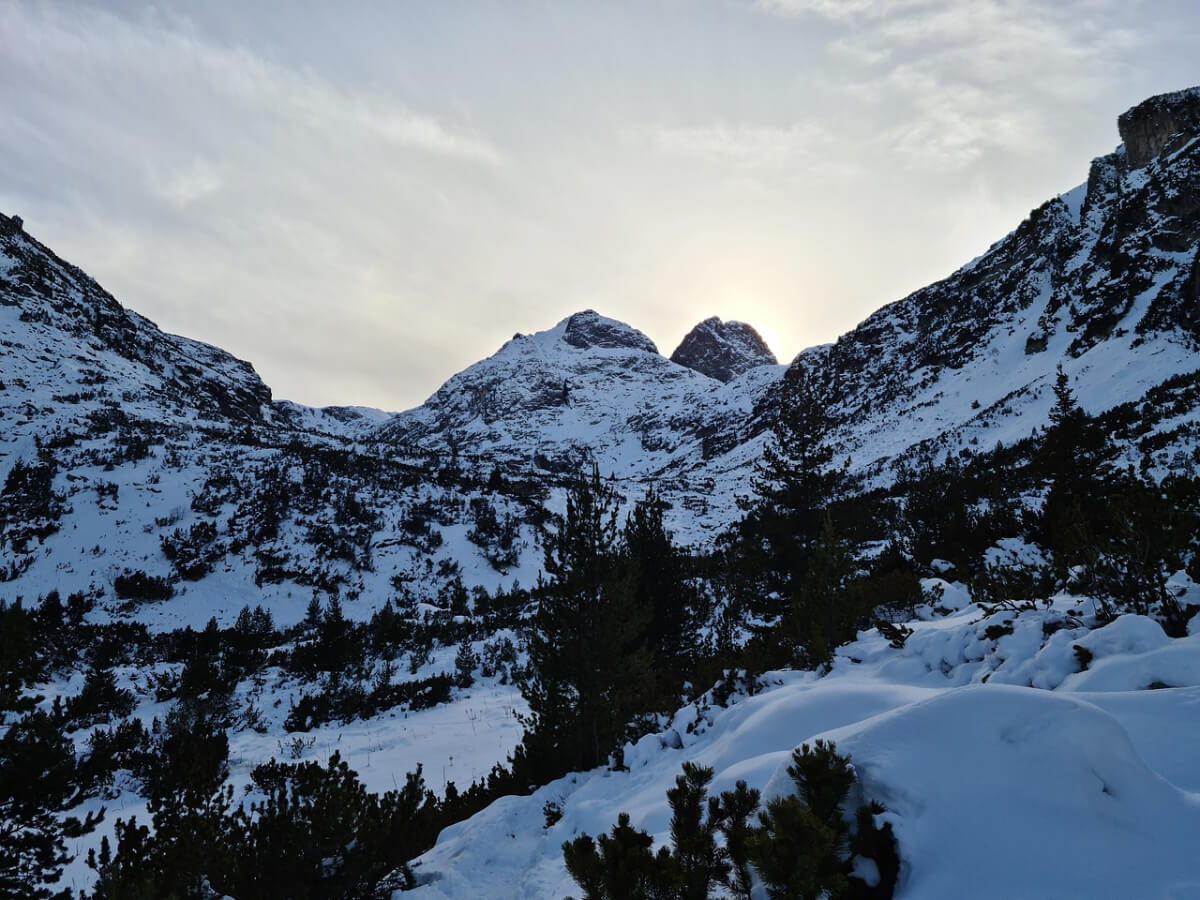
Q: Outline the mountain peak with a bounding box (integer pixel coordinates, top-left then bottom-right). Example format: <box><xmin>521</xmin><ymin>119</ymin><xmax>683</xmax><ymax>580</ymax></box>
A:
<box><xmin>1118</xmin><ymin>85</ymin><xmax>1200</xmax><ymax>168</ymax></box>
<box><xmin>0</xmin><ymin>211</ymin><xmax>23</xmax><ymax>236</ymax></box>
<box><xmin>670</xmin><ymin>316</ymin><xmax>777</xmax><ymax>382</ymax></box>
<box><xmin>562</xmin><ymin>309</ymin><xmax>659</xmax><ymax>353</ymax></box>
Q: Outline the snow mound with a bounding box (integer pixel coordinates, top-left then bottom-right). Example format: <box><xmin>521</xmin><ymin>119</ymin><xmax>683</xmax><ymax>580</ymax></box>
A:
<box><xmin>828</xmin><ymin>685</ymin><xmax>1200</xmax><ymax>899</ymax></box>
<box><xmin>407</xmin><ymin>609</ymin><xmax>1200</xmax><ymax>899</ymax></box>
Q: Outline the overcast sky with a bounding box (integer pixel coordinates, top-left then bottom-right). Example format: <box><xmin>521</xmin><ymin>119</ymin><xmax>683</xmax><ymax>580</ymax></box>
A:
<box><xmin>2</xmin><ymin>1</ymin><xmax>1196</xmax><ymax>410</ymax></box>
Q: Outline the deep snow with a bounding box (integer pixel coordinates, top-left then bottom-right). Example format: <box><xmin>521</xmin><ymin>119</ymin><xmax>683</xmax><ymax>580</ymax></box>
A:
<box><xmin>407</xmin><ymin>597</ymin><xmax>1200</xmax><ymax>899</ymax></box>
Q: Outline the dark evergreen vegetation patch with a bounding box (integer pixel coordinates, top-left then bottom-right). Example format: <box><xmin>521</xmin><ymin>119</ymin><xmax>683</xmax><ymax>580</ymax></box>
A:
<box><xmin>0</xmin><ymin>585</ymin><xmax>528</xmax><ymax>898</ymax></box>
<box><xmin>112</xmin><ymin>570</ymin><xmax>173</xmax><ymax>603</ymax></box>
<box><xmin>514</xmin><ymin>466</ymin><xmax>701</xmax><ymax>785</ymax></box>
<box><xmin>0</xmin><ymin>456</ymin><xmax>65</xmax><ymax>568</ymax></box>
<box><xmin>563</xmin><ymin>741</ymin><xmax>899</xmax><ymax>900</ymax></box>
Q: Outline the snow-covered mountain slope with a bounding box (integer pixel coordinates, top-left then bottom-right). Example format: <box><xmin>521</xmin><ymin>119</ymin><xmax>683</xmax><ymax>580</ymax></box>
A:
<box><xmin>408</xmin><ymin>585</ymin><xmax>1200</xmax><ymax>899</ymax></box>
<box><xmin>0</xmin><ymin>211</ymin><xmax>273</xmax><ymax>436</ymax></box>
<box><xmin>2</xmin><ymin>86</ymin><xmax>1200</xmax><ymax>632</ymax></box>
<box><xmin>373</xmin><ymin>86</ymin><xmax>1200</xmax><ymax>527</ymax></box>
<box><xmin>0</xmin><ymin>208</ymin><xmax>560</xmax><ymax>626</ymax></box>
<box><xmin>377</xmin><ymin>310</ymin><xmax>766</xmax><ymax>477</ymax></box>
<box><xmin>375</xmin><ymin>309</ymin><xmax>784</xmax><ymax>540</ymax></box>
<box><xmin>802</xmin><ymin>87</ymin><xmax>1200</xmax><ymax>478</ymax></box>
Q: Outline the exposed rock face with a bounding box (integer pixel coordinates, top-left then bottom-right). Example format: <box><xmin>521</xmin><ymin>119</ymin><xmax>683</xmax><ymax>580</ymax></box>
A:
<box><xmin>563</xmin><ymin>309</ymin><xmax>658</xmax><ymax>353</ymax></box>
<box><xmin>1118</xmin><ymin>86</ymin><xmax>1200</xmax><ymax>168</ymax></box>
<box><xmin>670</xmin><ymin>317</ymin><xmax>777</xmax><ymax>382</ymax></box>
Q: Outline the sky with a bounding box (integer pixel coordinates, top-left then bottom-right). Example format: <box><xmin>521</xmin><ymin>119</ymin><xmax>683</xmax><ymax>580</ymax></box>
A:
<box><xmin>1</xmin><ymin>1</ymin><xmax>1197</xmax><ymax>411</ymax></box>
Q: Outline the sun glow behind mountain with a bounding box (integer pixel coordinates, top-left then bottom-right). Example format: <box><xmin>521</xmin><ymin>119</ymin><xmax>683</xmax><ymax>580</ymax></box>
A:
<box><xmin>1</xmin><ymin>1</ymin><xmax>1198</xmax><ymax>410</ymax></box>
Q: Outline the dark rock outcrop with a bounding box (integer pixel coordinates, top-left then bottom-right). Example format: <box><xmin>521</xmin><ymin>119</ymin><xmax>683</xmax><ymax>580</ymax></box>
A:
<box><xmin>670</xmin><ymin>317</ymin><xmax>777</xmax><ymax>382</ymax></box>
<box><xmin>1118</xmin><ymin>86</ymin><xmax>1200</xmax><ymax>168</ymax></box>
<box><xmin>563</xmin><ymin>309</ymin><xmax>658</xmax><ymax>353</ymax></box>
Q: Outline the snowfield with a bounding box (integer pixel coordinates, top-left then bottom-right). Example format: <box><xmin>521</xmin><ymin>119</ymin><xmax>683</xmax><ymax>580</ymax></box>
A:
<box><xmin>407</xmin><ymin>591</ymin><xmax>1200</xmax><ymax>899</ymax></box>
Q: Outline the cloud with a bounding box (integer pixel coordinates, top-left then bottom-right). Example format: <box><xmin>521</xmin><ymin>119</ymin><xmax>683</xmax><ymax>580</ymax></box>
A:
<box><xmin>0</xmin><ymin>2</ymin><xmax>506</xmax><ymax>408</ymax></box>
<box><xmin>776</xmin><ymin>0</ymin><xmax>1149</xmax><ymax>171</ymax></box>
<box><xmin>0</xmin><ymin>5</ymin><xmax>501</xmax><ymax>166</ymax></box>
<box><xmin>151</xmin><ymin>158</ymin><xmax>228</xmax><ymax>210</ymax></box>
<box><xmin>753</xmin><ymin>0</ymin><xmax>936</xmax><ymax>22</ymax></box>
<box><xmin>0</xmin><ymin>0</ymin><xmax>1192</xmax><ymax>412</ymax></box>
<box><xmin>639</xmin><ymin>121</ymin><xmax>832</xmax><ymax>169</ymax></box>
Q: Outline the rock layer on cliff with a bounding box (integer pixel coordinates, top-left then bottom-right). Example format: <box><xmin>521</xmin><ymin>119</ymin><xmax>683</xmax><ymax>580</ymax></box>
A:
<box><xmin>1118</xmin><ymin>85</ymin><xmax>1200</xmax><ymax>168</ymax></box>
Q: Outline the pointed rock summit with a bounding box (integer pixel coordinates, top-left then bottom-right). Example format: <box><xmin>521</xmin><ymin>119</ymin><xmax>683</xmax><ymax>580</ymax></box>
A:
<box><xmin>670</xmin><ymin>317</ymin><xmax>777</xmax><ymax>382</ymax></box>
<box><xmin>563</xmin><ymin>309</ymin><xmax>659</xmax><ymax>353</ymax></box>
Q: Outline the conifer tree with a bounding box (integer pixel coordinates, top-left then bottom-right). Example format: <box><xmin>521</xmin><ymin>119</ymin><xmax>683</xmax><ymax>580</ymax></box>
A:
<box><xmin>177</xmin><ymin>618</ymin><xmax>234</xmax><ymax>712</ymax></box>
<box><xmin>748</xmin><ymin>794</ymin><xmax>844</xmax><ymax>900</ymax></box>
<box><xmin>519</xmin><ymin>465</ymin><xmax>650</xmax><ymax>779</ymax></box>
<box><xmin>1040</xmin><ymin>363</ymin><xmax>1122</xmax><ymax>588</ymax></box>
<box><xmin>0</xmin><ymin>598</ymin><xmax>40</xmax><ymax>710</ymax></box>
<box><xmin>898</xmin><ymin>449</ymin><xmax>973</xmax><ymax>570</ymax></box>
<box><xmin>562</xmin><ymin>813</ymin><xmax>673</xmax><ymax>900</ymax></box>
<box><xmin>712</xmin><ymin>781</ymin><xmax>762</xmax><ymax>900</ymax></box>
<box><xmin>624</xmin><ymin>486</ymin><xmax>689</xmax><ymax>679</ymax></box>
<box><xmin>318</xmin><ymin>594</ymin><xmax>358</xmax><ymax>673</ymax></box>
<box><xmin>666</xmin><ymin>762</ymin><xmax>729</xmax><ymax>899</ymax></box>
<box><xmin>791</xmin><ymin>513</ymin><xmax>860</xmax><ymax>667</ymax></box>
<box><xmin>91</xmin><ymin>704</ymin><xmax>238</xmax><ymax>895</ymax></box>
<box><xmin>564</xmin><ymin>745</ymin><xmax>898</xmax><ymax>900</ymax></box>
<box><xmin>746</xmin><ymin>741</ymin><xmax>856</xmax><ymax>900</ymax></box>
<box><xmin>1041</xmin><ymin>364</ymin><xmax>1103</xmax><ymax>492</ymax></box>
<box><xmin>1076</xmin><ymin>473</ymin><xmax>1173</xmax><ymax>621</ymax></box>
<box><xmin>303</xmin><ymin>594</ymin><xmax>323</xmax><ymax>631</ymax></box>
<box><xmin>735</xmin><ymin>360</ymin><xmax>840</xmax><ymax>623</ymax></box>
<box><xmin>850</xmin><ymin>802</ymin><xmax>901</xmax><ymax>899</ymax></box>
<box><xmin>1</xmin><ymin>709</ymin><xmax>102</xmax><ymax>898</ymax></box>
<box><xmin>752</xmin><ymin>362</ymin><xmax>836</xmax><ymax>567</ymax></box>
<box><xmin>234</xmin><ymin>752</ymin><xmax>438</xmax><ymax>897</ymax></box>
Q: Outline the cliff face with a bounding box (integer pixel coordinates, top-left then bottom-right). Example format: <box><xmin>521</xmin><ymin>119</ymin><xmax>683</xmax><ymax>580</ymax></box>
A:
<box><xmin>1117</xmin><ymin>87</ymin><xmax>1200</xmax><ymax>168</ymax></box>
<box><xmin>563</xmin><ymin>309</ymin><xmax>659</xmax><ymax>353</ymax></box>
<box><xmin>669</xmin><ymin>317</ymin><xmax>777</xmax><ymax>383</ymax></box>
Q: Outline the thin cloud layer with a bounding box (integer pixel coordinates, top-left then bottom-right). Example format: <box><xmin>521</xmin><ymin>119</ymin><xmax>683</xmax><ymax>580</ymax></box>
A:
<box><xmin>1</xmin><ymin>1</ymin><xmax>1195</xmax><ymax>409</ymax></box>
<box><xmin>641</xmin><ymin>122</ymin><xmax>832</xmax><ymax>170</ymax></box>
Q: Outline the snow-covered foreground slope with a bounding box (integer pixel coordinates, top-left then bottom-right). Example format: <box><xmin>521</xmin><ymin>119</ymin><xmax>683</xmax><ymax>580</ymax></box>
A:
<box><xmin>408</xmin><ymin>588</ymin><xmax>1200</xmax><ymax>899</ymax></box>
